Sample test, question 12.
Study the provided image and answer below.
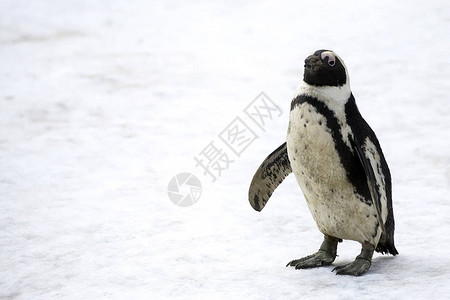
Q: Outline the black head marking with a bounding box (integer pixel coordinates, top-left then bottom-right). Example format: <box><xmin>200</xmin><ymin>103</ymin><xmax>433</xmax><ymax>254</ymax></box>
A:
<box><xmin>303</xmin><ymin>49</ymin><xmax>347</xmax><ymax>87</ymax></box>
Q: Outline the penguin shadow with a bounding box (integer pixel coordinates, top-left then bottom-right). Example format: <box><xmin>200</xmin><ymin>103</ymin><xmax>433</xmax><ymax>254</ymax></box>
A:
<box><xmin>330</xmin><ymin>254</ymin><xmax>442</xmax><ymax>277</ymax></box>
<box><xmin>370</xmin><ymin>254</ymin><xmax>448</xmax><ymax>277</ymax></box>
<box><xmin>362</xmin><ymin>255</ymin><xmax>398</xmax><ymax>275</ymax></box>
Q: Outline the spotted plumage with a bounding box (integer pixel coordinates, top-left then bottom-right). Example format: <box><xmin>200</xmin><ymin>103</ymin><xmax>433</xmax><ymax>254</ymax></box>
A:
<box><xmin>249</xmin><ymin>50</ymin><xmax>397</xmax><ymax>276</ymax></box>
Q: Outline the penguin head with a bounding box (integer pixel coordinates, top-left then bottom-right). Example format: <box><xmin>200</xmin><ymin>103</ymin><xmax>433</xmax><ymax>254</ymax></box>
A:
<box><xmin>303</xmin><ymin>50</ymin><xmax>347</xmax><ymax>87</ymax></box>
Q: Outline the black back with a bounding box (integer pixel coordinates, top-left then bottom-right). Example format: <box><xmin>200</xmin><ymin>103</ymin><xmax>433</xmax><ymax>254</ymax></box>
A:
<box><xmin>345</xmin><ymin>96</ymin><xmax>397</xmax><ymax>255</ymax></box>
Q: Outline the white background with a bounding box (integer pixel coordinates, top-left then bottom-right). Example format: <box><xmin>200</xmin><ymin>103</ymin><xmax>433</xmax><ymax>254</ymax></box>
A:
<box><xmin>1</xmin><ymin>0</ymin><xmax>449</xmax><ymax>299</ymax></box>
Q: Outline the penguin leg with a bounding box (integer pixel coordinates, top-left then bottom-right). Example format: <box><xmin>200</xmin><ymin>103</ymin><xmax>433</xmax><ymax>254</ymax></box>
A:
<box><xmin>286</xmin><ymin>235</ymin><xmax>339</xmax><ymax>269</ymax></box>
<box><xmin>332</xmin><ymin>242</ymin><xmax>374</xmax><ymax>276</ymax></box>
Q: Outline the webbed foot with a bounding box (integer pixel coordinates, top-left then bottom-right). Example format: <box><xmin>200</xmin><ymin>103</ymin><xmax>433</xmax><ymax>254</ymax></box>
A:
<box><xmin>286</xmin><ymin>235</ymin><xmax>339</xmax><ymax>269</ymax></box>
<box><xmin>286</xmin><ymin>250</ymin><xmax>335</xmax><ymax>269</ymax></box>
<box><xmin>332</xmin><ymin>244</ymin><xmax>374</xmax><ymax>276</ymax></box>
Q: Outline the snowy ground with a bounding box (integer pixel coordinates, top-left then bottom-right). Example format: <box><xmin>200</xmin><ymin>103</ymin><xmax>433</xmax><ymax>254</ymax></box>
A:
<box><xmin>1</xmin><ymin>0</ymin><xmax>449</xmax><ymax>299</ymax></box>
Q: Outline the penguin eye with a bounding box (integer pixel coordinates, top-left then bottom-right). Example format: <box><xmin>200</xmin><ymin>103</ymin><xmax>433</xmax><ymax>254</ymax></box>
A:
<box><xmin>321</xmin><ymin>52</ymin><xmax>336</xmax><ymax>67</ymax></box>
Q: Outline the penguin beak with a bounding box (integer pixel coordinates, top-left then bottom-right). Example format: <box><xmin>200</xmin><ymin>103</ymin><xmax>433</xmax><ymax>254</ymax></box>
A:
<box><xmin>304</xmin><ymin>55</ymin><xmax>321</xmax><ymax>70</ymax></box>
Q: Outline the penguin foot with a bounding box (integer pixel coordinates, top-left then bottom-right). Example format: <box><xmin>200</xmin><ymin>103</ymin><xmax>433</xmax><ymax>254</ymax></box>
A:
<box><xmin>332</xmin><ymin>244</ymin><xmax>374</xmax><ymax>276</ymax></box>
<box><xmin>286</xmin><ymin>250</ymin><xmax>335</xmax><ymax>269</ymax></box>
<box><xmin>286</xmin><ymin>235</ymin><xmax>339</xmax><ymax>269</ymax></box>
<box><xmin>332</xmin><ymin>258</ymin><xmax>371</xmax><ymax>276</ymax></box>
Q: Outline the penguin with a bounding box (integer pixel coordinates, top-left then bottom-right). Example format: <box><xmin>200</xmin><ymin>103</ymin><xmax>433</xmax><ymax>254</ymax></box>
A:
<box><xmin>248</xmin><ymin>50</ymin><xmax>398</xmax><ymax>276</ymax></box>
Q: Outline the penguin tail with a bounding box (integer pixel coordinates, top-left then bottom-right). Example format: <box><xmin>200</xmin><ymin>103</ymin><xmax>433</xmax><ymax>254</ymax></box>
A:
<box><xmin>376</xmin><ymin>234</ymin><xmax>399</xmax><ymax>256</ymax></box>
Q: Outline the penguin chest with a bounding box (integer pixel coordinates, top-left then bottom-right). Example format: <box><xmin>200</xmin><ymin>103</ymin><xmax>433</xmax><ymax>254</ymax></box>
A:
<box><xmin>286</xmin><ymin>104</ymin><xmax>380</xmax><ymax>244</ymax></box>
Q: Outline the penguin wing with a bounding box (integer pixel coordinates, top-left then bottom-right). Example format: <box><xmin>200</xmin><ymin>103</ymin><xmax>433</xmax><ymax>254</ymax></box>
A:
<box><xmin>249</xmin><ymin>142</ymin><xmax>292</xmax><ymax>211</ymax></box>
<box><xmin>351</xmin><ymin>136</ymin><xmax>386</xmax><ymax>234</ymax></box>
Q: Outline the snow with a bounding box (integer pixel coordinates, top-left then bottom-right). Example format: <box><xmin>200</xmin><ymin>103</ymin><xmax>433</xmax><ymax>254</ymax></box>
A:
<box><xmin>1</xmin><ymin>0</ymin><xmax>449</xmax><ymax>298</ymax></box>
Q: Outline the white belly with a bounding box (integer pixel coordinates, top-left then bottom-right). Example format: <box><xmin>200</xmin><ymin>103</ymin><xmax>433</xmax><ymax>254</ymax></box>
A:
<box><xmin>286</xmin><ymin>104</ymin><xmax>381</xmax><ymax>245</ymax></box>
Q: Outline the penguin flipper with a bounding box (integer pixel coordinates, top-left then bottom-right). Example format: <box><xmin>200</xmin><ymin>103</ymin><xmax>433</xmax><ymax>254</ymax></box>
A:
<box><xmin>249</xmin><ymin>142</ymin><xmax>292</xmax><ymax>211</ymax></box>
<box><xmin>351</xmin><ymin>136</ymin><xmax>386</xmax><ymax>234</ymax></box>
